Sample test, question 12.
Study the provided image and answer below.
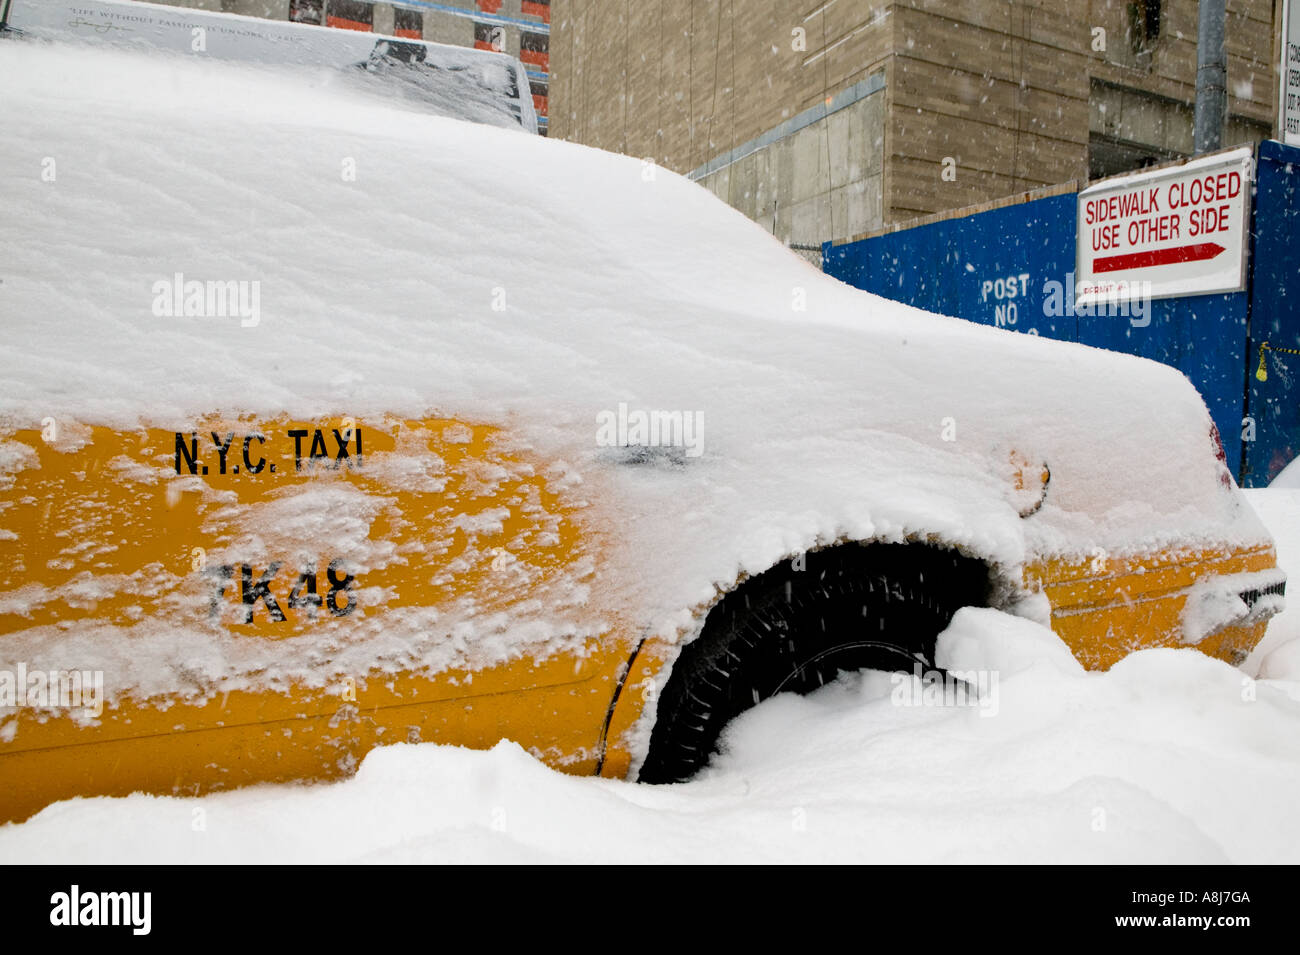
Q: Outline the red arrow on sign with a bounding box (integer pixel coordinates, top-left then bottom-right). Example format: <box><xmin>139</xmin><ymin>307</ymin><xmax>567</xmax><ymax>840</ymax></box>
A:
<box><xmin>1094</xmin><ymin>243</ymin><xmax>1226</xmax><ymax>273</ymax></box>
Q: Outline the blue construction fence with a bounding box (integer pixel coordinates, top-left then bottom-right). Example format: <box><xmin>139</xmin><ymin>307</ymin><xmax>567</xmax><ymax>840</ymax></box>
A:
<box><xmin>823</xmin><ymin>139</ymin><xmax>1300</xmax><ymax>488</ymax></box>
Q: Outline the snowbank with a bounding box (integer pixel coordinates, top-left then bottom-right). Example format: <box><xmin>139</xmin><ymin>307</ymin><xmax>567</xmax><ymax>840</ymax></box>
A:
<box><xmin>2</xmin><ymin>598</ymin><xmax>1296</xmax><ymax>863</ymax></box>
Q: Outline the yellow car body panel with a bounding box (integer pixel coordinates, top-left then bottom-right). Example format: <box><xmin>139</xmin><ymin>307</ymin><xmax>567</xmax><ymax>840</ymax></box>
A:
<box><xmin>1024</xmin><ymin>546</ymin><xmax>1278</xmax><ymax>670</ymax></box>
<box><xmin>0</xmin><ymin>419</ymin><xmax>1281</xmax><ymax>821</ymax></box>
<box><xmin>0</xmin><ymin>418</ymin><xmax>640</xmax><ymax>822</ymax></box>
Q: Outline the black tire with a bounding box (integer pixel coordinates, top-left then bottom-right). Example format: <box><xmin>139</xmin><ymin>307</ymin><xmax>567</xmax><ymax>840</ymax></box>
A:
<box><xmin>638</xmin><ymin>545</ymin><xmax>982</xmax><ymax>784</ymax></box>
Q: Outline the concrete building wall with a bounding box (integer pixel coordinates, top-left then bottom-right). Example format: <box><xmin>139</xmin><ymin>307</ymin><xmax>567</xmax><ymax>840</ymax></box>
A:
<box><xmin>883</xmin><ymin>0</ymin><xmax>1271</xmax><ymax>221</ymax></box>
<box><xmin>421</xmin><ymin>7</ymin><xmax>477</xmax><ymax>49</ymax></box>
<box><xmin>551</xmin><ymin>0</ymin><xmax>1282</xmax><ymax>239</ymax></box>
<box><xmin>1087</xmin><ymin>0</ymin><xmax>1276</xmax><ymax>123</ymax></box>
<box><xmin>697</xmin><ymin>82</ymin><xmax>885</xmax><ymax>246</ymax></box>
<box><xmin>550</xmin><ymin>0</ymin><xmax>892</xmax><ymax>175</ymax></box>
<box><xmin>885</xmin><ymin>2</ymin><xmax>1091</xmax><ymax>222</ymax></box>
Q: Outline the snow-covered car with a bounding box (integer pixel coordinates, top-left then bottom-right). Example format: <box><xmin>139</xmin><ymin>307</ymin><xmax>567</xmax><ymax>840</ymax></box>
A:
<box><xmin>0</xmin><ymin>39</ymin><xmax>1285</xmax><ymax>822</ymax></box>
<box><xmin>1</xmin><ymin>0</ymin><xmax>539</xmax><ymax>133</ymax></box>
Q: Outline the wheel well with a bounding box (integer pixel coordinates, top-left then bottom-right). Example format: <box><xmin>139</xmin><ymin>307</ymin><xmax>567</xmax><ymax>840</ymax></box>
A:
<box><xmin>675</xmin><ymin>540</ymin><xmax>995</xmax><ymax>688</ymax></box>
<box><xmin>637</xmin><ymin>541</ymin><xmax>993</xmax><ymax>783</ymax></box>
<box><xmin>711</xmin><ymin>540</ymin><xmax>993</xmax><ymax>625</ymax></box>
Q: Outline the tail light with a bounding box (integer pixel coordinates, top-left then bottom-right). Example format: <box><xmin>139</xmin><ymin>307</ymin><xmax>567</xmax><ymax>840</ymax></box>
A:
<box><xmin>1209</xmin><ymin>421</ymin><xmax>1235</xmax><ymax>490</ymax></box>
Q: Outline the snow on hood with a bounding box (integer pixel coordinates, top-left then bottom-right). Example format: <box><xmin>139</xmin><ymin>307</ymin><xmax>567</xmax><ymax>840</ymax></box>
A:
<box><xmin>0</xmin><ymin>43</ymin><xmax>1271</xmax><ymax>670</ymax></box>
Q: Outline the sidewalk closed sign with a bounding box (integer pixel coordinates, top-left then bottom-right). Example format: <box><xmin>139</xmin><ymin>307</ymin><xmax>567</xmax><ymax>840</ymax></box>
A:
<box><xmin>1075</xmin><ymin>148</ymin><xmax>1252</xmax><ymax>307</ymax></box>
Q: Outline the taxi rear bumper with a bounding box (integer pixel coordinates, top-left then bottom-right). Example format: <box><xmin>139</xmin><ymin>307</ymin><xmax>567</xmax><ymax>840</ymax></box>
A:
<box><xmin>1027</xmin><ymin>545</ymin><xmax>1284</xmax><ymax>670</ymax></box>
